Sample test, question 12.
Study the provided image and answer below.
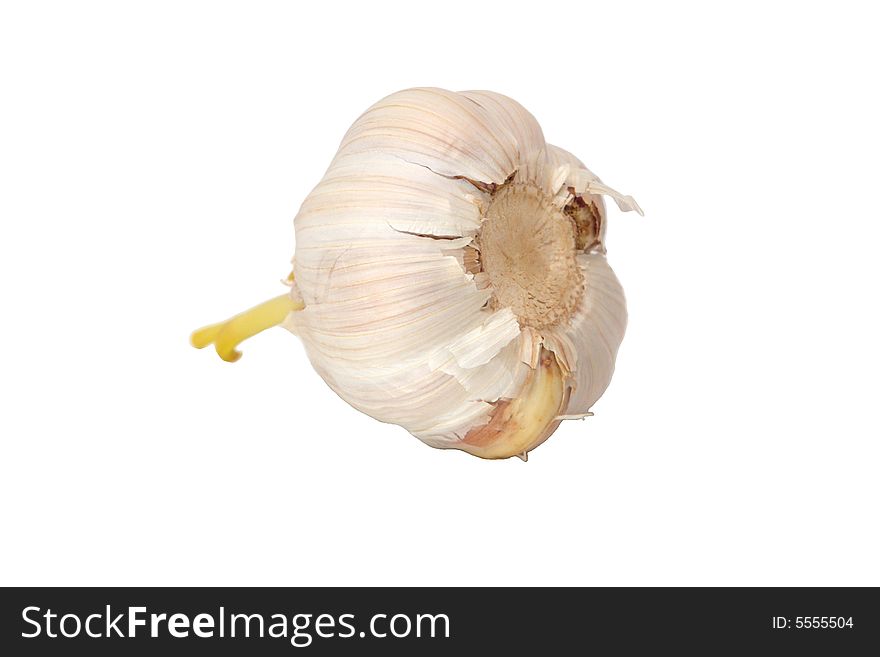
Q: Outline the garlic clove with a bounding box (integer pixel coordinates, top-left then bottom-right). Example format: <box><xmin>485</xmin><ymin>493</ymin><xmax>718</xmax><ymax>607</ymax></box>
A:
<box><xmin>542</xmin><ymin>253</ymin><xmax>628</xmax><ymax>415</ymax></box>
<box><xmin>458</xmin><ymin>347</ymin><xmax>568</xmax><ymax>459</ymax></box>
<box><xmin>299</xmin><ymin>152</ymin><xmax>483</xmax><ymax>241</ymax></box>
<box><xmin>459</xmin><ymin>90</ymin><xmax>547</xmax><ymax>166</ymax></box>
<box><xmin>336</xmin><ymin>87</ymin><xmax>541</xmax><ymax>185</ymax></box>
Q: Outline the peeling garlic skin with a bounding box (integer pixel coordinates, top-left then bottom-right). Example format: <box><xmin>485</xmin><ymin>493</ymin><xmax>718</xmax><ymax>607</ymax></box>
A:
<box><xmin>282</xmin><ymin>88</ymin><xmax>641</xmax><ymax>459</ymax></box>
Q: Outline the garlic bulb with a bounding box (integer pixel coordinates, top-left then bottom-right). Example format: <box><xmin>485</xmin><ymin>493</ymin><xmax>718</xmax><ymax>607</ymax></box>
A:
<box><xmin>192</xmin><ymin>87</ymin><xmax>641</xmax><ymax>460</ymax></box>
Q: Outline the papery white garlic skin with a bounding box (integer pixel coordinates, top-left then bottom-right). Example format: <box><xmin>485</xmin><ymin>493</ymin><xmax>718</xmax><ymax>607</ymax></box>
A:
<box><xmin>283</xmin><ymin>88</ymin><xmax>640</xmax><ymax>458</ymax></box>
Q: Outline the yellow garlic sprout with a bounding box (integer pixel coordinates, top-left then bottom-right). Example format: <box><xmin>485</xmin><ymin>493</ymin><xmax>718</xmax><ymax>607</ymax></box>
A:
<box><xmin>192</xmin><ymin>88</ymin><xmax>641</xmax><ymax>460</ymax></box>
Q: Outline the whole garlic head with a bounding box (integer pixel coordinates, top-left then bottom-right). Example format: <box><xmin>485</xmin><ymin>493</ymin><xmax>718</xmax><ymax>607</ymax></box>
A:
<box><xmin>192</xmin><ymin>87</ymin><xmax>641</xmax><ymax>460</ymax></box>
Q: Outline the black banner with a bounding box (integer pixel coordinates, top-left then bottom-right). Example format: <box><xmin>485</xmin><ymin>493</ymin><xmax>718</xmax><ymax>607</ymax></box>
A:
<box><xmin>1</xmin><ymin>587</ymin><xmax>877</xmax><ymax>654</ymax></box>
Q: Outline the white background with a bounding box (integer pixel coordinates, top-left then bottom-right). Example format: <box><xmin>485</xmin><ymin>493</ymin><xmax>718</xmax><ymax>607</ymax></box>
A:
<box><xmin>2</xmin><ymin>1</ymin><xmax>878</xmax><ymax>586</ymax></box>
